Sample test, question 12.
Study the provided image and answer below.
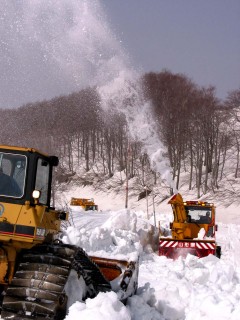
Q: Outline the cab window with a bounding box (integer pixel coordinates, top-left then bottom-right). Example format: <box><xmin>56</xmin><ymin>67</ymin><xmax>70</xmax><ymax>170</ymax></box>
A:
<box><xmin>35</xmin><ymin>158</ymin><xmax>50</xmax><ymax>205</ymax></box>
<box><xmin>186</xmin><ymin>206</ymin><xmax>212</xmax><ymax>224</ymax></box>
<box><xmin>0</xmin><ymin>152</ymin><xmax>26</xmax><ymax>198</ymax></box>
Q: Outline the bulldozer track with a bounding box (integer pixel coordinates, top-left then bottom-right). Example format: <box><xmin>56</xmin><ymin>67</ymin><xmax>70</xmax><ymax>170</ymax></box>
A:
<box><xmin>1</xmin><ymin>242</ymin><xmax>111</xmax><ymax>319</ymax></box>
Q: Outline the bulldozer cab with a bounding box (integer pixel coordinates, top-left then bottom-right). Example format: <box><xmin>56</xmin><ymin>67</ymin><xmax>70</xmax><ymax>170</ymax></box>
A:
<box><xmin>0</xmin><ymin>145</ymin><xmax>64</xmax><ymax>249</ymax></box>
<box><xmin>0</xmin><ymin>145</ymin><xmax>58</xmax><ymax>207</ymax></box>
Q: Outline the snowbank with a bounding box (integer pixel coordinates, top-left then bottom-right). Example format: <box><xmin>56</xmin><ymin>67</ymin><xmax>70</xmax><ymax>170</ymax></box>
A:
<box><xmin>61</xmin><ymin>208</ymin><xmax>240</xmax><ymax>320</ymax></box>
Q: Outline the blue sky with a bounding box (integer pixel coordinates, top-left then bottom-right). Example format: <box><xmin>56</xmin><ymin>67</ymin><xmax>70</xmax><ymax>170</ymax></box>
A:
<box><xmin>103</xmin><ymin>0</ymin><xmax>240</xmax><ymax>100</ymax></box>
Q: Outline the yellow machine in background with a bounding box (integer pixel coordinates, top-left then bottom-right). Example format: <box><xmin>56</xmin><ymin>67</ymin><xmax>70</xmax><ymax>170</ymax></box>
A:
<box><xmin>159</xmin><ymin>193</ymin><xmax>221</xmax><ymax>259</ymax></box>
<box><xmin>0</xmin><ymin>145</ymin><xmax>138</xmax><ymax>319</ymax></box>
<box><xmin>70</xmin><ymin>197</ymin><xmax>98</xmax><ymax>211</ymax></box>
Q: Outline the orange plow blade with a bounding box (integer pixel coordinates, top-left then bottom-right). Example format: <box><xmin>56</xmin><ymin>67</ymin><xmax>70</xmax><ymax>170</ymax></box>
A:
<box><xmin>90</xmin><ymin>255</ymin><xmax>139</xmax><ymax>302</ymax></box>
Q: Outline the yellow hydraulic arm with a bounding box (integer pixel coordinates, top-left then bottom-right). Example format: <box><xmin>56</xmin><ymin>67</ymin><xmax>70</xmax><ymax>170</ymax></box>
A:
<box><xmin>168</xmin><ymin>193</ymin><xmax>188</xmax><ymax>223</ymax></box>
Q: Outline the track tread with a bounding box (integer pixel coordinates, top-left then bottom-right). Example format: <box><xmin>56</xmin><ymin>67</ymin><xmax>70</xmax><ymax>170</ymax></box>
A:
<box><xmin>1</xmin><ymin>243</ymin><xmax>111</xmax><ymax>320</ymax></box>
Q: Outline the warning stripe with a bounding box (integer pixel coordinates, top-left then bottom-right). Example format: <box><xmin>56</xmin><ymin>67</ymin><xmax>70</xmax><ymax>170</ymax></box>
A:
<box><xmin>161</xmin><ymin>241</ymin><xmax>178</xmax><ymax>248</ymax></box>
<box><xmin>160</xmin><ymin>240</ymin><xmax>215</xmax><ymax>250</ymax></box>
<box><xmin>196</xmin><ymin>242</ymin><xmax>215</xmax><ymax>250</ymax></box>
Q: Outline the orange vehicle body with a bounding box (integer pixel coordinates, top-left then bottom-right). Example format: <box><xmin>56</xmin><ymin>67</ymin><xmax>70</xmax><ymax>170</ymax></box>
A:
<box><xmin>70</xmin><ymin>197</ymin><xmax>98</xmax><ymax>211</ymax></box>
<box><xmin>159</xmin><ymin>193</ymin><xmax>221</xmax><ymax>259</ymax></box>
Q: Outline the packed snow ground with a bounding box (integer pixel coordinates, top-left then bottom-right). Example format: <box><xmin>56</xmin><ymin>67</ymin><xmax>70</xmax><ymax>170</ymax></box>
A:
<box><xmin>60</xmin><ymin>202</ymin><xmax>240</xmax><ymax>320</ymax></box>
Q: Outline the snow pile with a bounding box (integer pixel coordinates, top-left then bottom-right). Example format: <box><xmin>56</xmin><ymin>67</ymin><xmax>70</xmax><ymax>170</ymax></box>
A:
<box><xmin>62</xmin><ymin>209</ymin><xmax>159</xmax><ymax>260</ymax></box>
<box><xmin>65</xmin><ymin>291</ymin><xmax>131</xmax><ymax>320</ymax></box>
<box><xmin>136</xmin><ymin>252</ymin><xmax>240</xmax><ymax>320</ymax></box>
<box><xmin>61</xmin><ymin>208</ymin><xmax>240</xmax><ymax>320</ymax></box>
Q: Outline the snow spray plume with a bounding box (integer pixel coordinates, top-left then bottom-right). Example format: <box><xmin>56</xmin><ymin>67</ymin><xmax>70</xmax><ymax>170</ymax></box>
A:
<box><xmin>1</xmin><ymin>0</ymin><xmax>176</xmax><ymax>190</ymax></box>
<box><xmin>0</xmin><ymin>0</ymin><xmax>123</xmax><ymax>106</ymax></box>
<box><xmin>99</xmin><ymin>75</ymin><xmax>176</xmax><ymax>191</ymax></box>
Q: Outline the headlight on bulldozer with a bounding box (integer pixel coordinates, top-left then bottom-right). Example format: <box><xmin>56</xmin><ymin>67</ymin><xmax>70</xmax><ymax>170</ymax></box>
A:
<box><xmin>36</xmin><ymin>227</ymin><xmax>46</xmax><ymax>238</ymax></box>
<box><xmin>32</xmin><ymin>190</ymin><xmax>41</xmax><ymax>199</ymax></box>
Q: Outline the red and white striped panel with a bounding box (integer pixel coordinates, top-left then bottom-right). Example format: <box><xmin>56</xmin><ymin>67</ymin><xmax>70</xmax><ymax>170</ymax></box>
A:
<box><xmin>160</xmin><ymin>240</ymin><xmax>215</xmax><ymax>250</ymax></box>
<box><xmin>195</xmin><ymin>242</ymin><xmax>215</xmax><ymax>250</ymax></box>
<box><xmin>160</xmin><ymin>240</ymin><xmax>178</xmax><ymax>248</ymax></box>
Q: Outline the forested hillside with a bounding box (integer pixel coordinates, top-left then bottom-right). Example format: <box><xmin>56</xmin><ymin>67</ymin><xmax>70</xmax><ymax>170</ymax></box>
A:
<box><xmin>1</xmin><ymin>71</ymin><xmax>240</xmax><ymax>200</ymax></box>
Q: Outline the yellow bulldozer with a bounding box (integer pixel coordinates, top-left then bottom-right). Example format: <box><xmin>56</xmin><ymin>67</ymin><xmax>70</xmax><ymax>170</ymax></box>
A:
<box><xmin>70</xmin><ymin>197</ymin><xmax>98</xmax><ymax>211</ymax></box>
<box><xmin>0</xmin><ymin>145</ymin><xmax>138</xmax><ymax>319</ymax></box>
<box><xmin>159</xmin><ymin>193</ymin><xmax>221</xmax><ymax>259</ymax></box>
